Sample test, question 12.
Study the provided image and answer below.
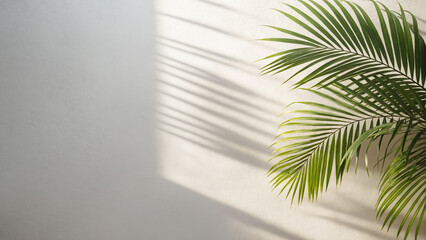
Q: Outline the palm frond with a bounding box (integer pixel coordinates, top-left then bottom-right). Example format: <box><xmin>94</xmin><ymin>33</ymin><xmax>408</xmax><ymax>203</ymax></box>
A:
<box><xmin>260</xmin><ymin>0</ymin><xmax>426</xmax><ymax>239</ymax></box>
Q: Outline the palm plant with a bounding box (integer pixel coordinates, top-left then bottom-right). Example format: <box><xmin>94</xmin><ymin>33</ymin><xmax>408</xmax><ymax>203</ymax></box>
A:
<box><xmin>259</xmin><ymin>0</ymin><xmax>425</xmax><ymax>239</ymax></box>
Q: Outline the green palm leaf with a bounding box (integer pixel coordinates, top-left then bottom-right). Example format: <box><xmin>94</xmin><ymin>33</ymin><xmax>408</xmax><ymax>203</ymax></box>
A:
<box><xmin>260</xmin><ymin>0</ymin><xmax>426</xmax><ymax>239</ymax></box>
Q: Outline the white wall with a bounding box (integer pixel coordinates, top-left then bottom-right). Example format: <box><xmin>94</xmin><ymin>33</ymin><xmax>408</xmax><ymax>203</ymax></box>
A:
<box><xmin>0</xmin><ymin>1</ymin><xmax>156</xmax><ymax>239</ymax></box>
<box><xmin>0</xmin><ymin>0</ymin><xmax>424</xmax><ymax>240</ymax></box>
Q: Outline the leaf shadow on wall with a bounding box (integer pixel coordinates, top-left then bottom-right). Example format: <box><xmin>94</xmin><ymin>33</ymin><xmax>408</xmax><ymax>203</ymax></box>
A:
<box><xmin>156</xmin><ymin>36</ymin><xmax>281</xmax><ymax>170</ymax></box>
<box><xmin>153</xmin><ymin>11</ymin><xmax>305</xmax><ymax>238</ymax></box>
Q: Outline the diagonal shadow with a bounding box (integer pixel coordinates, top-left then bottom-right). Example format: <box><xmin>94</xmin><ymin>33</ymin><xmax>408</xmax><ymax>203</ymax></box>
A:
<box><xmin>142</xmin><ymin>177</ymin><xmax>308</xmax><ymax>240</ymax></box>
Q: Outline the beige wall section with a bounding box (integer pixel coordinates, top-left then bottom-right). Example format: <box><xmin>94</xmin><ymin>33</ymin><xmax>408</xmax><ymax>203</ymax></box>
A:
<box><xmin>156</xmin><ymin>0</ymin><xmax>425</xmax><ymax>240</ymax></box>
<box><xmin>0</xmin><ymin>0</ymin><xmax>424</xmax><ymax>240</ymax></box>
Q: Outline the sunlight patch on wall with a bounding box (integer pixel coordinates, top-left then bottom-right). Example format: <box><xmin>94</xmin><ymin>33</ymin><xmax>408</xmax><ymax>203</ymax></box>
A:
<box><xmin>153</xmin><ymin>0</ymin><xmax>423</xmax><ymax>239</ymax></box>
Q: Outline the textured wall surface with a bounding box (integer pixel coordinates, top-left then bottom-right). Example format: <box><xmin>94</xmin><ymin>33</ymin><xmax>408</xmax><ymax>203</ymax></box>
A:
<box><xmin>0</xmin><ymin>0</ymin><xmax>425</xmax><ymax>240</ymax></box>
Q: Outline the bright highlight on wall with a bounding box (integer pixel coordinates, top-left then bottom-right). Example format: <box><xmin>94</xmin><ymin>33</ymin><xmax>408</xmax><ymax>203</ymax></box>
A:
<box><xmin>156</xmin><ymin>0</ymin><xmax>426</xmax><ymax>239</ymax></box>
